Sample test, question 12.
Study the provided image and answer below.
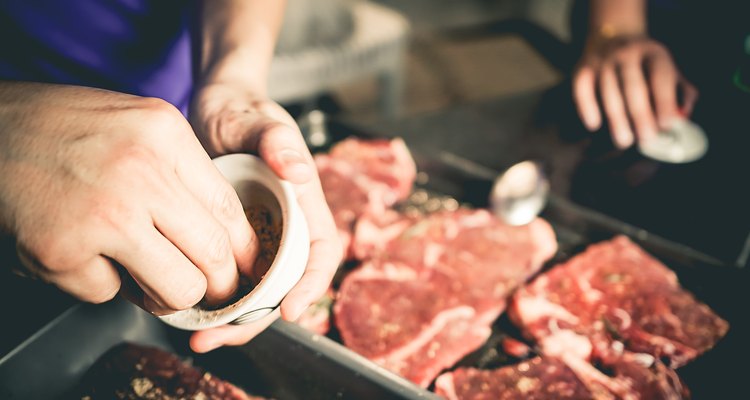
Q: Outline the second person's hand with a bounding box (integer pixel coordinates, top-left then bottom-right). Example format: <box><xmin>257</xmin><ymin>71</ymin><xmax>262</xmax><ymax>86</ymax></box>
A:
<box><xmin>573</xmin><ymin>35</ymin><xmax>699</xmax><ymax>149</ymax></box>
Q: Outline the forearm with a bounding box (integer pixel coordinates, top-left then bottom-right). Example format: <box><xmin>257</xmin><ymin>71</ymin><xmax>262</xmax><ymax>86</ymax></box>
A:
<box><xmin>198</xmin><ymin>0</ymin><xmax>286</xmax><ymax>93</ymax></box>
<box><xmin>588</xmin><ymin>0</ymin><xmax>647</xmax><ymax>41</ymax></box>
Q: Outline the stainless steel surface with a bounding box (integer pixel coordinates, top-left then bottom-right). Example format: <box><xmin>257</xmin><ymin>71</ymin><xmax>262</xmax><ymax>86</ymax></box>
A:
<box><xmin>489</xmin><ymin>160</ymin><xmax>550</xmax><ymax>226</ymax></box>
<box><xmin>638</xmin><ymin>119</ymin><xmax>709</xmax><ymax>164</ymax></box>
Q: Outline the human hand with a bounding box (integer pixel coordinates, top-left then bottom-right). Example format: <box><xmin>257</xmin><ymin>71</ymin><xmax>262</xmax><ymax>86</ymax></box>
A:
<box><xmin>189</xmin><ymin>83</ymin><xmax>343</xmax><ymax>352</ymax></box>
<box><xmin>0</xmin><ymin>82</ymin><xmax>258</xmax><ymax>314</ymax></box>
<box><xmin>573</xmin><ymin>35</ymin><xmax>698</xmax><ymax>148</ymax></box>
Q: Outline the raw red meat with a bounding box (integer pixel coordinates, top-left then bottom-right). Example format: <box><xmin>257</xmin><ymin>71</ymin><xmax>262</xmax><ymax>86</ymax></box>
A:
<box><xmin>350</xmin><ymin>209</ymin><xmax>417</xmax><ymax>260</ymax></box>
<box><xmin>327</xmin><ymin>136</ymin><xmax>417</xmax><ymax>201</ymax></box>
<box><xmin>509</xmin><ymin>235</ymin><xmax>729</xmax><ymax>369</ymax></box>
<box><xmin>434</xmin><ymin>358</ymin><xmax>594</xmax><ymax>400</ymax></box>
<box><xmin>435</xmin><ymin>353</ymin><xmax>689</xmax><ymax>400</ymax></box>
<box><xmin>76</xmin><ymin>343</ymin><xmax>265</xmax><ymax>399</ymax></box>
<box><xmin>315</xmin><ymin>137</ymin><xmax>416</xmax><ymax>258</ymax></box>
<box><xmin>334</xmin><ymin>209</ymin><xmax>557</xmax><ymax>387</ymax></box>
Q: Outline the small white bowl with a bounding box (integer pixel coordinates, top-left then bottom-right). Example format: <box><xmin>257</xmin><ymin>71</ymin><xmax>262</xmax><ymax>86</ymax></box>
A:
<box><xmin>159</xmin><ymin>154</ymin><xmax>309</xmax><ymax>330</ymax></box>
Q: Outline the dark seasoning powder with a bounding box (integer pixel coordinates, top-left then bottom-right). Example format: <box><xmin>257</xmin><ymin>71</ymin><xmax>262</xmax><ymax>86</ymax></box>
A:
<box><xmin>199</xmin><ymin>202</ymin><xmax>282</xmax><ymax>310</ymax></box>
<box><xmin>245</xmin><ymin>204</ymin><xmax>282</xmax><ymax>286</ymax></box>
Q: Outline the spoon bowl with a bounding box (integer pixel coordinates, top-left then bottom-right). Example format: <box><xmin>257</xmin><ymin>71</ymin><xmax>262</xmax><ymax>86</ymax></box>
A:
<box><xmin>489</xmin><ymin>160</ymin><xmax>550</xmax><ymax>226</ymax></box>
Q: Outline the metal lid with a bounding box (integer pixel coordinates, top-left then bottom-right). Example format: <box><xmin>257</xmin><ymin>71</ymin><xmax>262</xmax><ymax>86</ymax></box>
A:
<box><xmin>638</xmin><ymin>119</ymin><xmax>709</xmax><ymax>164</ymax></box>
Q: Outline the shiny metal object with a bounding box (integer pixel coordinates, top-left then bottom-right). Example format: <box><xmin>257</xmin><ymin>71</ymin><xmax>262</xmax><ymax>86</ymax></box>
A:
<box><xmin>298</xmin><ymin>109</ymin><xmax>331</xmax><ymax>149</ymax></box>
<box><xmin>489</xmin><ymin>161</ymin><xmax>550</xmax><ymax>226</ymax></box>
<box><xmin>638</xmin><ymin>119</ymin><xmax>708</xmax><ymax>164</ymax></box>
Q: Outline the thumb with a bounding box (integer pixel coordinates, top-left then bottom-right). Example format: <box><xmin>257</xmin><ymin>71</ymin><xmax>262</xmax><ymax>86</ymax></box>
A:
<box><xmin>256</xmin><ymin>123</ymin><xmax>314</xmax><ymax>184</ymax></box>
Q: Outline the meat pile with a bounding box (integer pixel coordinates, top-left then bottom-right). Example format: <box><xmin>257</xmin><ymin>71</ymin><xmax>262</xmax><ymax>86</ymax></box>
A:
<box><xmin>76</xmin><ymin>343</ymin><xmax>266</xmax><ymax>399</ymax></box>
<box><xmin>313</xmin><ymin>137</ymin><xmax>556</xmax><ymax>385</ymax></box>
<box><xmin>314</xmin><ymin>137</ymin><xmax>728</xmax><ymax>397</ymax></box>
<box><xmin>437</xmin><ymin>236</ymin><xmax>728</xmax><ymax>399</ymax></box>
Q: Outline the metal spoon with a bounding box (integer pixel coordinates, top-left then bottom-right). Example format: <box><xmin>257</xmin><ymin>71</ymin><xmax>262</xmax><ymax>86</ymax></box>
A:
<box><xmin>489</xmin><ymin>160</ymin><xmax>550</xmax><ymax>226</ymax></box>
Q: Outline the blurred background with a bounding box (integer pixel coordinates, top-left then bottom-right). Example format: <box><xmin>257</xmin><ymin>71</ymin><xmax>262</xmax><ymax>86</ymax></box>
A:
<box><xmin>270</xmin><ymin>0</ymin><xmax>569</xmax><ymax>121</ymax></box>
<box><xmin>267</xmin><ymin>0</ymin><xmax>750</xmax><ymax>268</ymax></box>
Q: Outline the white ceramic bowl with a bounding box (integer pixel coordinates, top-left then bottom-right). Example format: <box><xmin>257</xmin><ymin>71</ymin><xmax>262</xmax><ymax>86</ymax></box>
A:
<box><xmin>160</xmin><ymin>154</ymin><xmax>309</xmax><ymax>330</ymax></box>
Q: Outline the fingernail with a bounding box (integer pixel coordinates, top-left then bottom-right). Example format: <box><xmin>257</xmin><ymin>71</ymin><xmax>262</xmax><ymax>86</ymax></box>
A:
<box><xmin>278</xmin><ymin>149</ymin><xmax>312</xmax><ymax>182</ymax></box>
<box><xmin>279</xmin><ymin>149</ymin><xmax>307</xmax><ymax>167</ymax></box>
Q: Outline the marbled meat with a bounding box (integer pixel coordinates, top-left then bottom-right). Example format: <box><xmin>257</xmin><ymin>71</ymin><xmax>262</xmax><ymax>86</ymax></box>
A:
<box><xmin>334</xmin><ymin>209</ymin><xmax>557</xmax><ymax>387</ymax></box>
<box><xmin>435</xmin><ymin>353</ymin><xmax>689</xmax><ymax>400</ymax></box>
<box><xmin>509</xmin><ymin>235</ymin><xmax>729</xmax><ymax>369</ymax></box>
<box><xmin>75</xmin><ymin>343</ymin><xmax>266</xmax><ymax>399</ymax></box>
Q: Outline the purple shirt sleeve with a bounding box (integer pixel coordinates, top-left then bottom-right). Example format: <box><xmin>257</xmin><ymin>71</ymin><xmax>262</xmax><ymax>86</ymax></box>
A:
<box><xmin>0</xmin><ymin>0</ymin><xmax>195</xmax><ymax>115</ymax></box>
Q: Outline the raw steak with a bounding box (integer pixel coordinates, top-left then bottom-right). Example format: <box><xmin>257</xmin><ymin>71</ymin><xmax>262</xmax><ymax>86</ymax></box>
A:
<box><xmin>350</xmin><ymin>209</ymin><xmax>417</xmax><ymax>260</ymax></box>
<box><xmin>315</xmin><ymin>137</ymin><xmax>417</xmax><ymax>258</ymax></box>
<box><xmin>510</xmin><ymin>235</ymin><xmax>729</xmax><ymax>369</ymax></box>
<box><xmin>435</xmin><ymin>353</ymin><xmax>689</xmax><ymax>400</ymax></box>
<box><xmin>434</xmin><ymin>358</ymin><xmax>595</xmax><ymax>400</ymax></box>
<box><xmin>334</xmin><ymin>209</ymin><xmax>557</xmax><ymax>387</ymax></box>
<box><xmin>75</xmin><ymin>343</ymin><xmax>265</xmax><ymax>399</ymax></box>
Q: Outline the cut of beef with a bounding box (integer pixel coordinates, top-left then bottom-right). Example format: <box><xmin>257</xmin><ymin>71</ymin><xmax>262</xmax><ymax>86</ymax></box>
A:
<box><xmin>435</xmin><ymin>358</ymin><xmax>594</xmax><ymax>400</ymax></box>
<box><xmin>334</xmin><ymin>209</ymin><xmax>557</xmax><ymax>387</ymax></box>
<box><xmin>509</xmin><ymin>235</ymin><xmax>729</xmax><ymax>369</ymax></box>
<box><xmin>315</xmin><ymin>137</ymin><xmax>416</xmax><ymax>258</ymax></box>
<box><xmin>75</xmin><ymin>343</ymin><xmax>265</xmax><ymax>399</ymax></box>
<box><xmin>326</xmin><ymin>136</ymin><xmax>416</xmax><ymax>202</ymax></box>
<box><xmin>435</xmin><ymin>353</ymin><xmax>689</xmax><ymax>400</ymax></box>
<box><xmin>350</xmin><ymin>209</ymin><xmax>417</xmax><ymax>260</ymax></box>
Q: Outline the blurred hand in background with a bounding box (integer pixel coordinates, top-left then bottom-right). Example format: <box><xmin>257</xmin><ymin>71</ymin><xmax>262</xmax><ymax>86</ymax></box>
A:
<box><xmin>572</xmin><ymin>0</ymin><xmax>698</xmax><ymax>149</ymax></box>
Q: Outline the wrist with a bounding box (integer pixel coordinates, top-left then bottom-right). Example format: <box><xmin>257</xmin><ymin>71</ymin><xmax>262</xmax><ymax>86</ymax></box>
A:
<box><xmin>198</xmin><ymin>47</ymin><xmax>270</xmax><ymax>96</ymax></box>
<box><xmin>584</xmin><ymin>25</ymin><xmax>648</xmax><ymax>54</ymax></box>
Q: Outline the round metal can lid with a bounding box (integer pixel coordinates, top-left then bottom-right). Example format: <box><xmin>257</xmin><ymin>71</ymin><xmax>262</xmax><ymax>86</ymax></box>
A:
<box><xmin>638</xmin><ymin>119</ymin><xmax>708</xmax><ymax>164</ymax></box>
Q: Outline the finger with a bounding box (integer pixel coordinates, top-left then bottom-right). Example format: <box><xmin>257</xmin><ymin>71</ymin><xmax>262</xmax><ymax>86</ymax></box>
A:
<box><xmin>621</xmin><ymin>60</ymin><xmax>659</xmax><ymax>143</ymax></box>
<box><xmin>108</xmin><ymin>226</ymin><xmax>207</xmax><ymax>311</ymax></box>
<box><xmin>599</xmin><ymin>63</ymin><xmax>635</xmax><ymax>148</ymax></box>
<box><xmin>573</xmin><ymin>66</ymin><xmax>602</xmax><ymax>131</ymax></box>
<box><xmin>151</xmin><ymin>177</ymin><xmax>242</xmax><ymax>305</ymax></box>
<box><xmin>280</xmin><ymin>178</ymin><xmax>342</xmax><ymax>321</ymax></box>
<box><xmin>190</xmin><ymin>308</ymin><xmax>280</xmax><ymax>353</ymax></box>
<box><xmin>174</xmin><ymin>134</ymin><xmax>258</xmax><ymax>280</ymax></box>
<box><xmin>256</xmin><ymin>122</ymin><xmax>314</xmax><ymax>184</ymax></box>
<box><xmin>280</xmin><ymin>237</ymin><xmax>341</xmax><ymax>321</ymax></box>
<box><xmin>647</xmin><ymin>52</ymin><xmax>680</xmax><ymax>129</ymax></box>
<box><xmin>679</xmin><ymin>78</ymin><xmax>699</xmax><ymax>118</ymax></box>
<box><xmin>34</xmin><ymin>256</ymin><xmax>121</xmax><ymax>304</ymax></box>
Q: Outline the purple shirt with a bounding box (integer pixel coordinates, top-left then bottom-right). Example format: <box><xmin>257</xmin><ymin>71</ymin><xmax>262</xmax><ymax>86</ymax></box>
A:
<box><xmin>0</xmin><ymin>0</ymin><xmax>195</xmax><ymax>114</ymax></box>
